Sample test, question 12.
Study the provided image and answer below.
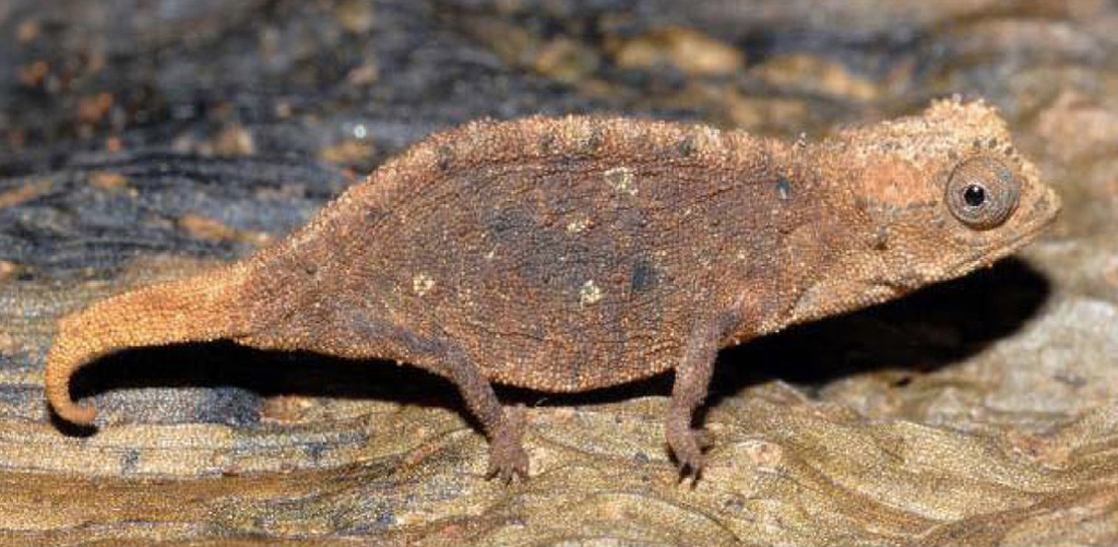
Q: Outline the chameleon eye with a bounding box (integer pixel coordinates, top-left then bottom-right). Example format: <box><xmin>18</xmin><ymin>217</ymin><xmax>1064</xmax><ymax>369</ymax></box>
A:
<box><xmin>945</xmin><ymin>156</ymin><xmax>1020</xmax><ymax>230</ymax></box>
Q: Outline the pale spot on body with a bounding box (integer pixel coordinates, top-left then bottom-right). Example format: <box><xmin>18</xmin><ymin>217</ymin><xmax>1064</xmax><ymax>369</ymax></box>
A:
<box><xmin>567</xmin><ymin>216</ymin><xmax>592</xmax><ymax>233</ymax></box>
<box><xmin>603</xmin><ymin>166</ymin><xmax>637</xmax><ymax>196</ymax></box>
<box><xmin>579</xmin><ymin>280</ymin><xmax>603</xmax><ymax>306</ymax></box>
<box><xmin>412</xmin><ymin>273</ymin><xmax>435</xmax><ymax>296</ymax></box>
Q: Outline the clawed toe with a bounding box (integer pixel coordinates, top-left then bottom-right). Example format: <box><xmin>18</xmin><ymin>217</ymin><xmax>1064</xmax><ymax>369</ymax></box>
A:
<box><xmin>666</xmin><ymin>417</ymin><xmax>712</xmax><ymax>477</ymax></box>
<box><xmin>486</xmin><ymin>407</ymin><xmax>529</xmax><ymax>482</ymax></box>
<box><xmin>487</xmin><ymin>442</ymin><xmax>529</xmax><ymax>483</ymax></box>
<box><xmin>673</xmin><ymin>429</ymin><xmax>709</xmax><ymax>475</ymax></box>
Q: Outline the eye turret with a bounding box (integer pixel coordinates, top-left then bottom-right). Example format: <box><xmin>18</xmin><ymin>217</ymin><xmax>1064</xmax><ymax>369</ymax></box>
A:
<box><xmin>945</xmin><ymin>156</ymin><xmax>1021</xmax><ymax>230</ymax></box>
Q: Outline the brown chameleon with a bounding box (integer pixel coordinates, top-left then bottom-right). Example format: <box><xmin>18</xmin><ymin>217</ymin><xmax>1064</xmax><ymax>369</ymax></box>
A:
<box><xmin>44</xmin><ymin>99</ymin><xmax>1060</xmax><ymax>481</ymax></box>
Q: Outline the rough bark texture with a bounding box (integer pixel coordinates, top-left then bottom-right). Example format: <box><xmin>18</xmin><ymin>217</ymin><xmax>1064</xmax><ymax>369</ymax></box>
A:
<box><xmin>2</xmin><ymin>0</ymin><xmax>1117</xmax><ymax>545</ymax></box>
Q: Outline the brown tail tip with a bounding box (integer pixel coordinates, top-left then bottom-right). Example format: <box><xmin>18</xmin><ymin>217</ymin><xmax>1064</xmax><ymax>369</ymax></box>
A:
<box><xmin>44</xmin><ymin>349</ymin><xmax>100</xmax><ymax>426</ymax></box>
<box><xmin>50</xmin><ymin>399</ymin><xmax>98</xmax><ymax>426</ymax></box>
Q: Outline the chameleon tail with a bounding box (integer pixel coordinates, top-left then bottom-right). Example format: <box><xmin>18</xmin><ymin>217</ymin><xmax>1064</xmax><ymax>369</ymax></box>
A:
<box><xmin>44</xmin><ymin>263</ymin><xmax>255</xmax><ymax>425</ymax></box>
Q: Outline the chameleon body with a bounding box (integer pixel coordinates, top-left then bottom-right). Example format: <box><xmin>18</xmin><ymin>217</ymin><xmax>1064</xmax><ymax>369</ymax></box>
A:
<box><xmin>44</xmin><ymin>99</ymin><xmax>1060</xmax><ymax>480</ymax></box>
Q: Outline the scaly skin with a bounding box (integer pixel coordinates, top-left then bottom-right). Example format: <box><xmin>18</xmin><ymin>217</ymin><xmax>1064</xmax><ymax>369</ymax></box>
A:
<box><xmin>45</xmin><ymin>99</ymin><xmax>1060</xmax><ymax>481</ymax></box>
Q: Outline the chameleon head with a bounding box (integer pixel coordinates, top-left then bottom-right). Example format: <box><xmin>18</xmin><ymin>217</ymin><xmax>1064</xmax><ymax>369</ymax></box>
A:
<box><xmin>801</xmin><ymin>98</ymin><xmax>1060</xmax><ymax>316</ymax></box>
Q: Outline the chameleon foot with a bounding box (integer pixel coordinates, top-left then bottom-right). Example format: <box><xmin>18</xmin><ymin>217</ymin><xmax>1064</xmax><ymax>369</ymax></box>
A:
<box><xmin>486</xmin><ymin>406</ymin><xmax>528</xmax><ymax>482</ymax></box>
<box><xmin>666</xmin><ymin>415</ymin><xmax>713</xmax><ymax>477</ymax></box>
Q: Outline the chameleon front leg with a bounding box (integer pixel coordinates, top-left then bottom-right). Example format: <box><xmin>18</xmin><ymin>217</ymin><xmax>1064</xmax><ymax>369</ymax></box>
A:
<box><xmin>666</xmin><ymin>310</ymin><xmax>741</xmax><ymax>476</ymax></box>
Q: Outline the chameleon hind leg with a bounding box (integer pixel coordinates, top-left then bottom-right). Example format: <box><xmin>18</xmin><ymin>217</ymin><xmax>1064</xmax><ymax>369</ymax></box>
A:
<box><xmin>245</xmin><ymin>314</ymin><xmax>529</xmax><ymax>481</ymax></box>
<box><xmin>406</xmin><ymin>336</ymin><xmax>529</xmax><ymax>482</ymax></box>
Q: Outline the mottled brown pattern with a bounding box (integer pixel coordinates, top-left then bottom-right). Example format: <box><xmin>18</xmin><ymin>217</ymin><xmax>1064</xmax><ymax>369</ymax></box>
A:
<box><xmin>43</xmin><ymin>98</ymin><xmax>1059</xmax><ymax>480</ymax></box>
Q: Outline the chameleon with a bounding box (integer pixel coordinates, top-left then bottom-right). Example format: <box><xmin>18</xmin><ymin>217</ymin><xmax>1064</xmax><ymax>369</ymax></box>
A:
<box><xmin>43</xmin><ymin>98</ymin><xmax>1060</xmax><ymax>481</ymax></box>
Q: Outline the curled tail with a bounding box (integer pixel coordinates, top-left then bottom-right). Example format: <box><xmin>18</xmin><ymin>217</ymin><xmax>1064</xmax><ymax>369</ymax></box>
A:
<box><xmin>44</xmin><ymin>263</ymin><xmax>255</xmax><ymax>425</ymax></box>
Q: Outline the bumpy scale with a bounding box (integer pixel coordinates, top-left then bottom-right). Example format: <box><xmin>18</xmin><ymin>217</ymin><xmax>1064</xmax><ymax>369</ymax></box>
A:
<box><xmin>44</xmin><ymin>99</ymin><xmax>1060</xmax><ymax>481</ymax></box>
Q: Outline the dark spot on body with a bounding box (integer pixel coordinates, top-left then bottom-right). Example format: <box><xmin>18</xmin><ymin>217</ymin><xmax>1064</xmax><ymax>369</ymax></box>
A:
<box><xmin>483</xmin><ymin>207</ymin><xmax>597</xmax><ymax>291</ymax></box>
<box><xmin>585</xmin><ymin>126</ymin><xmax>604</xmax><ymax>153</ymax></box>
<box><xmin>366</xmin><ymin>206</ymin><xmax>388</xmax><ymax>224</ymax></box>
<box><xmin>539</xmin><ymin>133</ymin><xmax>555</xmax><ymax>154</ymax></box>
<box><xmin>630</xmin><ymin>257</ymin><xmax>659</xmax><ymax>294</ymax></box>
<box><xmin>676</xmin><ymin>136</ymin><xmax>696</xmax><ymax>157</ymax></box>
<box><xmin>487</xmin><ymin>207</ymin><xmax>534</xmax><ymax>239</ymax></box>
<box><xmin>436</xmin><ymin>144</ymin><xmax>453</xmax><ymax>172</ymax></box>
<box><xmin>987</xmin><ymin>137</ymin><xmax>998</xmax><ymax>148</ymax></box>
<box><xmin>776</xmin><ymin>176</ymin><xmax>792</xmax><ymax>201</ymax></box>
